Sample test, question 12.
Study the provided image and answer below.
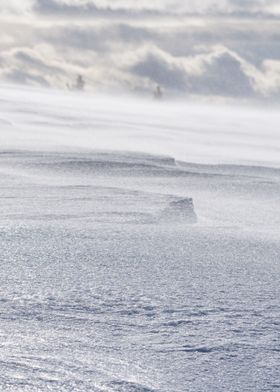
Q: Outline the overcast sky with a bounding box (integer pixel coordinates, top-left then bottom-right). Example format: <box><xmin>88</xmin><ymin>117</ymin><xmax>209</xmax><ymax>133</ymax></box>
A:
<box><xmin>1</xmin><ymin>0</ymin><xmax>280</xmax><ymax>99</ymax></box>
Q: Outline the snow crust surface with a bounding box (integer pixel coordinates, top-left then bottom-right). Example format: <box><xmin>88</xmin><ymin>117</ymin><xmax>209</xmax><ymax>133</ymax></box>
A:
<box><xmin>0</xmin><ymin>84</ymin><xmax>280</xmax><ymax>391</ymax></box>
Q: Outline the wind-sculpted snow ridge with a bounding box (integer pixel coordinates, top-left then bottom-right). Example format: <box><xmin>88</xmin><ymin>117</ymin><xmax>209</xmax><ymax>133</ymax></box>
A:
<box><xmin>1</xmin><ymin>84</ymin><xmax>280</xmax><ymax>392</ymax></box>
<box><xmin>1</xmin><ymin>148</ymin><xmax>280</xmax><ymax>230</ymax></box>
<box><xmin>0</xmin><ymin>150</ymin><xmax>199</xmax><ymax>225</ymax></box>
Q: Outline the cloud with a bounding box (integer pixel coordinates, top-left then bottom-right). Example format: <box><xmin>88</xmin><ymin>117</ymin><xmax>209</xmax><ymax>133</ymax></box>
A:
<box><xmin>2</xmin><ymin>0</ymin><xmax>280</xmax><ymax>19</ymax></box>
<box><xmin>126</xmin><ymin>44</ymin><xmax>280</xmax><ymax>98</ymax></box>
<box><xmin>34</xmin><ymin>0</ymin><xmax>110</xmax><ymax>16</ymax></box>
<box><xmin>127</xmin><ymin>46</ymin><xmax>257</xmax><ymax>96</ymax></box>
<box><xmin>131</xmin><ymin>54</ymin><xmax>186</xmax><ymax>90</ymax></box>
<box><xmin>30</xmin><ymin>0</ymin><xmax>280</xmax><ymax>18</ymax></box>
<box><xmin>2</xmin><ymin>25</ymin><xmax>280</xmax><ymax>99</ymax></box>
<box><xmin>0</xmin><ymin>46</ymin><xmax>82</xmax><ymax>88</ymax></box>
<box><xmin>226</xmin><ymin>0</ymin><xmax>280</xmax><ymax>16</ymax></box>
<box><xmin>32</xmin><ymin>0</ymin><xmax>161</xmax><ymax>19</ymax></box>
<box><xmin>1</xmin><ymin>0</ymin><xmax>280</xmax><ymax>100</ymax></box>
<box><xmin>189</xmin><ymin>50</ymin><xmax>256</xmax><ymax>96</ymax></box>
<box><xmin>41</xmin><ymin>24</ymin><xmax>155</xmax><ymax>54</ymax></box>
<box><xmin>0</xmin><ymin>0</ymin><xmax>34</xmax><ymax>15</ymax></box>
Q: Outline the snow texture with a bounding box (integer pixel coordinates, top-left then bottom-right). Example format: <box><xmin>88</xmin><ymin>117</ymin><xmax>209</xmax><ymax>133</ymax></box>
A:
<box><xmin>0</xmin><ymin>84</ymin><xmax>280</xmax><ymax>392</ymax></box>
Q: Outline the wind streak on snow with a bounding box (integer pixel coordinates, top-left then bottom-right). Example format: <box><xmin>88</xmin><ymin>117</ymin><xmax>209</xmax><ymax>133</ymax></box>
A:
<box><xmin>0</xmin><ymin>83</ymin><xmax>280</xmax><ymax>168</ymax></box>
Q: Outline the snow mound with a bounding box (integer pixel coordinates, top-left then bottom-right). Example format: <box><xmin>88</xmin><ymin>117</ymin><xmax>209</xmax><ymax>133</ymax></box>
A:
<box><xmin>159</xmin><ymin>198</ymin><xmax>197</xmax><ymax>224</ymax></box>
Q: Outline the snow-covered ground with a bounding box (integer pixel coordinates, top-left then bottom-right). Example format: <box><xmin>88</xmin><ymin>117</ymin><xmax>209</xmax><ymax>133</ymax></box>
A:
<box><xmin>1</xmin><ymin>84</ymin><xmax>280</xmax><ymax>167</ymax></box>
<box><xmin>0</xmin><ymin>84</ymin><xmax>280</xmax><ymax>391</ymax></box>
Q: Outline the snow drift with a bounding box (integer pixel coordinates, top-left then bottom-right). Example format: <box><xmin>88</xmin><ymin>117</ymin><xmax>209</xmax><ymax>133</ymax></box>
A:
<box><xmin>1</xmin><ymin>83</ymin><xmax>280</xmax><ymax>392</ymax></box>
